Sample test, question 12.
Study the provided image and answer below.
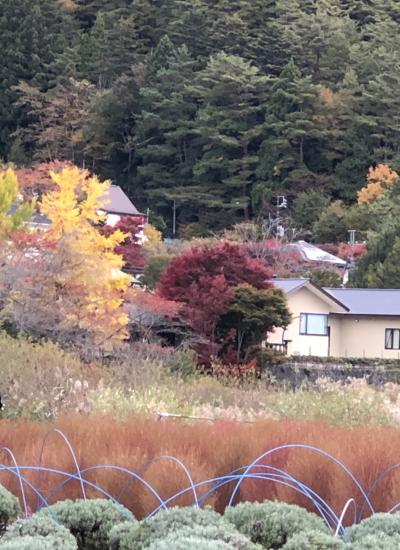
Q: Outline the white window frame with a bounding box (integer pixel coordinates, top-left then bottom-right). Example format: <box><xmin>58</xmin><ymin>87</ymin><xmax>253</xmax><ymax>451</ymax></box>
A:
<box><xmin>300</xmin><ymin>313</ymin><xmax>328</xmax><ymax>336</ymax></box>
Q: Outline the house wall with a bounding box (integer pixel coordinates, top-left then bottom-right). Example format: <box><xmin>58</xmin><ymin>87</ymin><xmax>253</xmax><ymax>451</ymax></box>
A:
<box><xmin>330</xmin><ymin>315</ymin><xmax>400</xmax><ymax>359</ymax></box>
<box><xmin>268</xmin><ymin>287</ymin><xmax>334</xmax><ymax>356</ymax></box>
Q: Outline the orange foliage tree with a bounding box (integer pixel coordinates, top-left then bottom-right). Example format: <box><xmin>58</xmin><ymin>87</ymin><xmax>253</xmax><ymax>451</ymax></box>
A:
<box><xmin>357</xmin><ymin>164</ymin><xmax>398</xmax><ymax>205</ymax></box>
<box><xmin>14</xmin><ymin>161</ymin><xmax>72</xmax><ymax>200</ymax></box>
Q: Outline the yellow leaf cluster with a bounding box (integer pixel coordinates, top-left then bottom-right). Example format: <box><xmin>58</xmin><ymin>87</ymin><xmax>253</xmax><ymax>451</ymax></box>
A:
<box><xmin>40</xmin><ymin>166</ymin><xmax>131</xmax><ymax>345</ymax></box>
<box><xmin>0</xmin><ymin>169</ymin><xmax>34</xmax><ymax>237</ymax></box>
<box><xmin>357</xmin><ymin>164</ymin><xmax>398</xmax><ymax>205</ymax></box>
<box><xmin>142</xmin><ymin>223</ymin><xmax>163</xmax><ymax>254</ymax></box>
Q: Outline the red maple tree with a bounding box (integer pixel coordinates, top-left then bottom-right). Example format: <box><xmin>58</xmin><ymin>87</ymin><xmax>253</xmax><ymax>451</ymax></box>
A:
<box><xmin>157</xmin><ymin>242</ymin><xmax>273</xmax><ymax>364</ymax></box>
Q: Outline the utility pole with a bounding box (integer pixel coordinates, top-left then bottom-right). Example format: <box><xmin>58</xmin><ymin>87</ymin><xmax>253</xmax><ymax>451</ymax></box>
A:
<box><xmin>348</xmin><ymin>229</ymin><xmax>357</xmax><ymax>264</ymax></box>
<box><xmin>343</xmin><ymin>229</ymin><xmax>357</xmax><ymax>287</ymax></box>
<box><xmin>172</xmin><ymin>199</ymin><xmax>176</xmax><ymax>239</ymax></box>
<box><xmin>276</xmin><ymin>195</ymin><xmax>287</xmax><ymax>238</ymax></box>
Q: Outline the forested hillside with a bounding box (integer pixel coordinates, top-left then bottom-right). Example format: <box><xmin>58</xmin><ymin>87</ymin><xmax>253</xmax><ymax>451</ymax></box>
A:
<box><xmin>2</xmin><ymin>0</ymin><xmax>400</xmax><ymax>235</ymax></box>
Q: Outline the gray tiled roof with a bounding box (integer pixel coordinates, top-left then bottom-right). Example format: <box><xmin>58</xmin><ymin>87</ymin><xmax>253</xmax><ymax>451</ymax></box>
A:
<box><xmin>324</xmin><ymin>288</ymin><xmax>400</xmax><ymax>316</ymax></box>
<box><xmin>101</xmin><ymin>185</ymin><xmax>143</xmax><ymax>216</ymax></box>
<box><xmin>272</xmin><ymin>278</ymin><xmax>309</xmax><ymax>294</ymax></box>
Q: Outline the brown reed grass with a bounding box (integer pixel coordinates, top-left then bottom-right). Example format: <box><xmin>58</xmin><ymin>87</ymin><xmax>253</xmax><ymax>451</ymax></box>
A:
<box><xmin>0</xmin><ymin>415</ymin><xmax>399</xmax><ymax>522</ymax></box>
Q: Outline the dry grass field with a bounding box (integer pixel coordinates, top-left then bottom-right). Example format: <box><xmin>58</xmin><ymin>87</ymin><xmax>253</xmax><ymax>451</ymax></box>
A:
<box><xmin>0</xmin><ymin>415</ymin><xmax>399</xmax><ymax>523</ymax></box>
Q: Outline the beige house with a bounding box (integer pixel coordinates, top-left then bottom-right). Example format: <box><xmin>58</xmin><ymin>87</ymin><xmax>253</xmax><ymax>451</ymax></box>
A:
<box><xmin>268</xmin><ymin>279</ymin><xmax>400</xmax><ymax>359</ymax></box>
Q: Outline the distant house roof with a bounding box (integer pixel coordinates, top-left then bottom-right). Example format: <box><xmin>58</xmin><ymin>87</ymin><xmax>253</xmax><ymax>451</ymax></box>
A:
<box><xmin>273</xmin><ymin>278</ymin><xmax>349</xmax><ymax>312</ymax></box>
<box><xmin>29</xmin><ymin>211</ymin><xmax>51</xmax><ymax>227</ymax></box>
<box><xmin>272</xmin><ymin>278</ymin><xmax>309</xmax><ymax>294</ymax></box>
<box><xmin>12</xmin><ymin>184</ymin><xmax>143</xmax><ymax>227</ymax></box>
<box><xmin>274</xmin><ymin>278</ymin><xmax>400</xmax><ymax>316</ymax></box>
<box><xmin>101</xmin><ymin>185</ymin><xmax>143</xmax><ymax>216</ymax></box>
<box><xmin>283</xmin><ymin>241</ymin><xmax>347</xmax><ymax>267</ymax></box>
<box><xmin>324</xmin><ymin>288</ymin><xmax>400</xmax><ymax>316</ymax></box>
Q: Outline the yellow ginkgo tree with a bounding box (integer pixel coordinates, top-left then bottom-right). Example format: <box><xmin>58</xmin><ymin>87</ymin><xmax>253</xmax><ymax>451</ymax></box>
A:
<box><xmin>0</xmin><ymin>168</ymin><xmax>33</xmax><ymax>238</ymax></box>
<box><xmin>1</xmin><ymin>166</ymin><xmax>131</xmax><ymax>351</ymax></box>
<box><xmin>39</xmin><ymin>166</ymin><xmax>131</xmax><ymax>347</ymax></box>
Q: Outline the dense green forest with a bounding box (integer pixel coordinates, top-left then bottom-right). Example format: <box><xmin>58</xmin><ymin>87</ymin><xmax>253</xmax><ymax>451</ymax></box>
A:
<box><xmin>2</xmin><ymin>0</ymin><xmax>400</xmax><ymax>236</ymax></box>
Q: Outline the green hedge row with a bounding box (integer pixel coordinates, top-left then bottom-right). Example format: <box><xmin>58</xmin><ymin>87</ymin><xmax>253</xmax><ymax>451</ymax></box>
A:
<box><xmin>2</xmin><ymin>484</ymin><xmax>400</xmax><ymax>549</ymax></box>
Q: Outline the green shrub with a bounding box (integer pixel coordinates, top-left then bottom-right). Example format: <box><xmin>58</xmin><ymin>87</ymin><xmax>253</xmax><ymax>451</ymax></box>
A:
<box><xmin>109</xmin><ymin>520</ymin><xmax>258</xmax><ymax>550</ymax></box>
<box><xmin>117</xmin><ymin>507</ymin><xmax>227</xmax><ymax>549</ymax></box>
<box><xmin>348</xmin><ymin>532</ymin><xmax>400</xmax><ymax>549</ymax></box>
<box><xmin>165</xmin><ymin>524</ymin><xmax>258</xmax><ymax>549</ymax></box>
<box><xmin>147</xmin><ymin>533</ymin><xmax>237</xmax><ymax>550</ymax></box>
<box><xmin>0</xmin><ymin>486</ymin><xmax>21</xmax><ymax>534</ymax></box>
<box><xmin>0</xmin><ymin>535</ymin><xmax>63</xmax><ymax>549</ymax></box>
<box><xmin>108</xmin><ymin>522</ymin><xmax>140</xmax><ymax>550</ymax></box>
<box><xmin>142</xmin><ymin>254</ymin><xmax>173</xmax><ymax>290</ymax></box>
<box><xmin>36</xmin><ymin>498</ymin><xmax>134</xmax><ymax>550</ymax></box>
<box><xmin>2</xmin><ymin>514</ymin><xmax>77</xmax><ymax>548</ymax></box>
<box><xmin>348</xmin><ymin>513</ymin><xmax>400</xmax><ymax>541</ymax></box>
<box><xmin>282</xmin><ymin>529</ymin><xmax>345</xmax><ymax>549</ymax></box>
<box><xmin>224</xmin><ymin>501</ymin><xmax>328</xmax><ymax>548</ymax></box>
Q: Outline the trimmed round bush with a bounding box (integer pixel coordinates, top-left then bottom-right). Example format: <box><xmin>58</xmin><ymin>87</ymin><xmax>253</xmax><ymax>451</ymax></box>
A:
<box><xmin>109</xmin><ymin>521</ymin><xmax>141</xmax><ymax>550</ymax></box>
<box><xmin>147</xmin><ymin>533</ymin><xmax>240</xmax><ymax>550</ymax></box>
<box><xmin>348</xmin><ymin>512</ymin><xmax>400</xmax><ymax>541</ymax></box>
<box><xmin>168</xmin><ymin>524</ymin><xmax>258</xmax><ymax>549</ymax></box>
<box><xmin>2</xmin><ymin>514</ymin><xmax>77</xmax><ymax>549</ymax></box>
<box><xmin>224</xmin><ymin>501</ymin><xmax>328</xmax><ymax>548</ymax></box>
<box><xmin>282</xmin><ymin>529</ymin><xmax>345</xmax><ymax>549</ymax></box>
<box><xmin>348</xmin><ymin>532</ymin><xmax>400</xmax><ymax>549</ymax></box>
<box><xmin>0</xmin><ymin>485</ymin><xmax>21</xmax><ymax>534</ymax></box>
<box><xmin>0</xmin><ymin>534</ymin><xmax>63</xmax><ymax>549</ymax></box>
<box><xmin>109</xmin><ymin>521</ymin><xmax>259</xmax><ymax>550</ymax></box>
<box><xmin>114</xmin><ymin>507</ymin><xmax>228</xmax><ymax>549</ymax></box>
<box><xmin>36</xmin><ymin>498</ymin><xmax>134</xmax><ymax>550</ymax></box>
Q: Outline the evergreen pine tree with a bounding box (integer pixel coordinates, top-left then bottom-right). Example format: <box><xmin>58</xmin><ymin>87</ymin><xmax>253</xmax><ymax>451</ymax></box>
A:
<box><xmin>166</xmin><ymin>0</ymin><xmax>213</xmax><ymax>61</ymax></box>
<box><xmin>257</xmin><ymin>59</ymin><xmax>321</xmax><ymax>202</ymax></box>
<box><xmin>136</xmin><ymin>39</ymin><xmax>198</xmax><ymax>226</ymax></box>
<box><xmin>278</xmin><ymin>0</ymin><xmax>357</xmax><ymax>85</ymax></box>
<box><xmin>84</xmin><ymin>74</ymin><xmax>141</xmax><ymax>189</ymax></box>
<box><xmin>0</xmin><ymin>0</ymin><xmax>69</xmax><ymax>159</ymax></box>
<box><xmin>190</xmin><ymin>52</ymin><xmax>269</xmax><ymax>227</ymax></box>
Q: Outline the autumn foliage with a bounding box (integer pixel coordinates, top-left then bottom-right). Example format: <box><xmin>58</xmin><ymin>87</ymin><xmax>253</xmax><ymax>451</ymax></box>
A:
<box><xmin>0</xmin><ymin>168</ymin><xmax>34</xmax><ymax>237</ymax></box>
<box><xmin>14</xmin><ymin>161</ymin><xmax>72</xmax><ymax>200</ymax></box>
<box><xmin>2</xmin><ymin>416</ymin><xmax>400</xmax><ymax>523</ymax></box>
<box><xmin>0</xmin><ymin>166</ymin><xmax>130</xmax><ymax>350</ymax></box>
<box><xmin>157</xmin><ymin>242</ymin><xmax>282</xmax><ymax>364</ymax></box>
<box><xmin>158</xmin><ymin>242</ymin><xmax>272</xmax><ymax>301</ymax></box>
<box><xmin>357</xmin><ymin>164</ymin><xmax>398</xmax><ymax>205</ymax></box>
<box><xmin>100</xmin><ymin>215</ymin><xmax>145</xmax><ymax>273</ymax></box>
<box><xmin>127</xmin><ymin>288</ymin><xmax>181</xmax><ymax>341</ymax></box>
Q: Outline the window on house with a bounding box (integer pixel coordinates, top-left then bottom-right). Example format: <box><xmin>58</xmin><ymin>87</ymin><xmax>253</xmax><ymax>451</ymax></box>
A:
<box><xmin>385</xmin><ymin>329</ymin><xmax>400</xmax><ymax>350</ymax></box>
<box><xmin>300</xmin><ymin>313</ymin><xmax>328</xmax><ymax>336</ymax></box>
